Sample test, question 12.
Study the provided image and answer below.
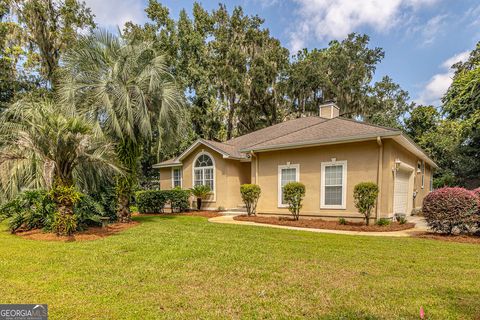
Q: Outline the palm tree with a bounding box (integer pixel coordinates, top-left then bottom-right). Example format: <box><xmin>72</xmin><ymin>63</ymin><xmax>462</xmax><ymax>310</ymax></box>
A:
<box><xmin>0</xmin><ymin>97</ymin><xmax>121</xmax><ymax>234</ymax></box>
<box><xmin>59</xmin><ymin>30</ymin><xmax>185</xmax><ymax>222</ymax></box>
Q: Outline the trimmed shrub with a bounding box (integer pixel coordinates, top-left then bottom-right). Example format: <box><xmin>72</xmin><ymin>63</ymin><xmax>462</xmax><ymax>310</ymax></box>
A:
<box><xmin>422</xmin><ymin>187</ymin><xmax>480</xmax><ymax>234</ymax></box>
<box><xmin>135</xmin><ymin>190</ymin><xmax>168</xmax><ymax>213</ymax></box>
<box><xmin>353</xmin><ymin>182</ymin><xmax>379</xmax><ymax>226</ymax></box>
<box><xmin>398</xmin><ymin>216</ymin><xmax>408</xmax><ymax>225</ymax></box>
<box><xmin>283</xmin><ymin>182</ymin><xmax>306</xmax><ymax>221</ymax></box>
<box><xmin>376</xmin><ymin>218</ymin><xmax>391</xmax><ymax>226</ymax></box>
<box><xmin>169</xmin><ymin>188</ymin><xmax>191</xmax><ymax>213</ymax></box>
<box><xmin>240</xmin><ymin>184</ymin><xmax>261</xmax><ymax>216</ymax></box>
<box><xmin>135</xmin><ymin>189</ymin><xmax>191</xmax><ymax>214</ymax></box>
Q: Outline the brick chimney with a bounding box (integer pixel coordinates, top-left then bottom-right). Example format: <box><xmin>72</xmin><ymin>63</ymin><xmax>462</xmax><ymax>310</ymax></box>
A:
<box><xmin>319</xmin><ymin>101</ymin><xmax>340</xmax><ymax>119</ymax></box>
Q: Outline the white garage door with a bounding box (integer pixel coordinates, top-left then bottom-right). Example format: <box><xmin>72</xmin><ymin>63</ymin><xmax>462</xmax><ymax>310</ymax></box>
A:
<box><xmin>394</xmin><ymin>170</ymin><xmax>410</xmax><ymax>215</ymax></box>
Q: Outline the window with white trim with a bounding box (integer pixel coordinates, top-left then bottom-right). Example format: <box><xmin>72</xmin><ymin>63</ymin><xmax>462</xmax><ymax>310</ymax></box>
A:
<box><xmin>193</xmin><ymin>153</ymin><xmax>214</xmax><ymax>191</ymax></box>
<box><xmin>172</xmin><ymin>168</ymin><xmax>182</xmax><ymax>188</ymax></box>
<box><xmin>321</xmin><ymin>161</ymin><xmax>347</xmax><ymax>209</ymax></box>
<box><xmin>278</xmin><ymin>164</ymin><xmax>300</xmax><ymax>207</ymax></box>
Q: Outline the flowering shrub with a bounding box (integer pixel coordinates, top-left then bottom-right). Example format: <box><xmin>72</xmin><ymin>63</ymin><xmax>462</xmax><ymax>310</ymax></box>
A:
<box><xmin>422</xmin><ymin>187</ymin><xmax>480</xmax><ymax>234</ymax></box>
<box><xmin>472</xmin><ymin>187</ymin><xmax>480</xmax><ymax>198</ymax></box>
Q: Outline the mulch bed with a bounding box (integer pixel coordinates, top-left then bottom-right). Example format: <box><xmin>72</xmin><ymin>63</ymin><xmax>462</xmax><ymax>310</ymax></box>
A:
<box><xmin>134</xmin><ymin>210</ymin><xmax>223</xmax><ymax>219</ymax></box>
<box><xmin>234</xmin><ymin>215</ymin><xmax>415</xmax><ymax>232</ymax></box>
<box><xmin>16</xmin><ymin>221</ymin><xmax>139</xmax><ymax>242</ymax></box>
<box><xmin>413</xmin><ymin>232</ymin><xmax>480</xmax><ymax>244</ymax></box>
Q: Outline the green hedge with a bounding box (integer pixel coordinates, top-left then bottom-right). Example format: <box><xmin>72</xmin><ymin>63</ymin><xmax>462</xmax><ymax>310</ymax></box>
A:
<box><xmin>135</xmin><ymin>189</ymin><xmax>191</xmax><ymax>214</ymax></box>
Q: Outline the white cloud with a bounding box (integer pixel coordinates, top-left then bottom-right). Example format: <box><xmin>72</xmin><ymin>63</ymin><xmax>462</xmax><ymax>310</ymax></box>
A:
<box><xmin>441</xmin><ymin>51</ymin><xmax>470</xmax><ymax>69</ymax></box>
<box><xmin>415</xmin><ymin>50</ymin><xmax>470</xmax><ymax>105</ymax></box>
<box><xmin>288</xmin><ymin>0</ymin><xmax>437</xmax><ymax>52</ymax></box>
<box><xmin>255</xmin><ymin>0</ymin><xmax>280</xmax><ymax>7</ymax></box>
<box><xmin>465</xmin><ymin>4</ymin><xmax>480</xmax><ymax>27</ymax></box>
<box><xmin>84</xmin><ymin>0</ymin><xmax>147</xmax><ymax>29</ymax></box>
<box><xmin>420</xmin><ymin>14</ymin><xmax>447</xmax><ymax>45</ymax></box>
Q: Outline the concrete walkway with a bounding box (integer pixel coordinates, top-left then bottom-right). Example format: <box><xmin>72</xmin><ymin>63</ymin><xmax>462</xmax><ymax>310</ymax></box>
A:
<box><xmin>208</xmin><ymin>215</ymin><xmax>428</xmax><ymax>237</ymax></box>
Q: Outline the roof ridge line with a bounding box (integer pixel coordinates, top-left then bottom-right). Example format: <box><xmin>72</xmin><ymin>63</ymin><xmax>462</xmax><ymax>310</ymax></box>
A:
<box><xmin>225</xmin><ymin>116</ymin><xmax>321</xmax><ymax>146</ymax></box>
<box><xmin>244</xmin><ymin>117</ymin><xmax>329</xmax><ymax>150</ymax></box>
<box><xmin>337</xmin><ymin>116</ymin><xmax>401</xmax><ymax>132</ymax></box>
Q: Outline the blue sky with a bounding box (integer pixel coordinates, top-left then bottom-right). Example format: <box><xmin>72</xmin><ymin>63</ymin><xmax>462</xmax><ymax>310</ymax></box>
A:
<box><xmin>84</xmin><ymin>0</ymin><xmax>480</xmax><ymax>106</ymax></box>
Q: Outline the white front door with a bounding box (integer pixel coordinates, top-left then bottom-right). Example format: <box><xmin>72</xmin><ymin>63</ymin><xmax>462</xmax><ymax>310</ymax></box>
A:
<box><xmin>394</xmin><ymin>169</ymin><xmax>411</xmax><ymax>215</ymax></box>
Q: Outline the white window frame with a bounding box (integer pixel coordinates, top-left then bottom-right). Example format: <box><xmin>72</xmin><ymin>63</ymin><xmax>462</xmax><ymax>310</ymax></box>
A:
<box><xmin>277</xmin><ymin>164</ymin><xmax>300</xmax><ymax>208</ymax></box>
<box><xmin>171</xmin><ymin>167</ymin><xmax>182</xmax><ymax>188</ymax></box>
<box><xmin>321</xmin><ymin>160</ymin><xmax>347</xmax><ymax>209</ymax></box>
<box><xmin>192</xmin><ymin>151</ymin><xmax>216</xmax><ymax>198</ymax></box>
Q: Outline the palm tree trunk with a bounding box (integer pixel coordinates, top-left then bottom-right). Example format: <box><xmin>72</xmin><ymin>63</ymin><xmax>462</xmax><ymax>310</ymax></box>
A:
<box><xmin>115</xmin><ymin>140</ymin><xmax>140</xmax><ymax>223</ymax></box>
<box><xmin>117</xmin><ymin>192</ymin><xmax>131</xmax><ymax>223</ymax></box>
<box><xmin>55</xmin><ymin>203</ymin><xmax>76</xmax><ymax>236</ymax></box>
<box><xmin>52</xmin><ymin>177</ymin><xmax>78</xmax><ymax>236</ymax></box>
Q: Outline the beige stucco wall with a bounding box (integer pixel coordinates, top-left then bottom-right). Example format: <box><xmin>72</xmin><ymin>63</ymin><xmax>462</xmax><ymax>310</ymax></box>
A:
<box><xmin>252</xmin><ymin>138</ymin><xmax>432</xmax><ymax>220</ymax></box>
<box><xmin>158</xmin><ymin>138</ymin><xmax>432</xmax><ymax>218</ymax></box>
<box><xmin>383</xmin><ymin>139</ymin><xmax>432</xmax><ymax>213</ymax></box>
<box><xmin>159</xmin><ymin>145</ymin><xmax>251</xmax><ymax>210</ymax></box>
<box><xmin>253</xmin><ymin>141</ymin><xmax>381</xmax><ymax>219</ymax></box>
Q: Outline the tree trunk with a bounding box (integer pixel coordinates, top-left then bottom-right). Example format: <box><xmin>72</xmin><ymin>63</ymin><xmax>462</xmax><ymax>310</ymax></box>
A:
<box><xmin>226</xmin><ymin>96</ymin><xmax>235</xmax><ymax>140</ymax></box>
<box><xmin>117</xmin><ymin>192</ymin><xmax>131</xmax><ymax>223</ymax></box>
<box><xmin>54</xmin><ymin>203</ymin><xmax>76</xmax><ymax>236</ymax></box>
<box><xmin>115</xmin><ymin>140</ymin><xmax>140</xmax><ymax>223</ymax></box>
<box><xmin>51</xmin><ymin>178</ymin><xmax>77</xmax><ymax>236</ymax></box>
<box><xmin>196</xmin><ymin>198</ymin><xmax>202</xmax><ymax>211</ymax></box>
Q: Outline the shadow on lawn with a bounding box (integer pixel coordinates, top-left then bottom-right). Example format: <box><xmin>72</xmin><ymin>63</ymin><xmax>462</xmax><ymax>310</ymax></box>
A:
<box><xmin>133</xmin><ymin>215</ymin><xmax>178</xmax><ymax>223</ymax></box>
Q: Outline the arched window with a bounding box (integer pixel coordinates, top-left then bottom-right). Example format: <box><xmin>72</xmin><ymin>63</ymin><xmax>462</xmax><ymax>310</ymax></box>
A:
<box><xmin>193</xmin><ymin>153</ymin><xmax>214</xmax><ymax>191</ymax></box>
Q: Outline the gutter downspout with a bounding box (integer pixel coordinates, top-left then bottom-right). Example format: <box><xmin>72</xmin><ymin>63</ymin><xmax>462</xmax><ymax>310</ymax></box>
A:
<box><xmin>250</xmin><ymin>151</ymin><xmax>258</xmax><ymax>184</ymax></box>
<box><xmin>376</xmin><ymin>137</ymin><xmax>383</xmax><ymax>221</ymax></box>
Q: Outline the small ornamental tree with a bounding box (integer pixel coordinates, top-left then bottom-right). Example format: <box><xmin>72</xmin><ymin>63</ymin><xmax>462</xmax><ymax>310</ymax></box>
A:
<box><xmin>353</xmin><ymin>182</ymin><xmax>379</xmax><ymax>226</ymax></box>
<box><xmin>191</xmin><ymin>185</ymin><xmax>211</xmax><ymax>210</ymax></box>
<box><xmin>283</xmin><ymin>182</ymin><xmax>306</xmax><ymax>220</ymax></box>
<box><xmin>240</xmin><ymin>184</ymin><xmax>261</xmax><ymax>216</ymax></box>
<box><xmin>423</xmin><ymin>187</ymin><xmax>480</xmax><ymax>234</ymax></box>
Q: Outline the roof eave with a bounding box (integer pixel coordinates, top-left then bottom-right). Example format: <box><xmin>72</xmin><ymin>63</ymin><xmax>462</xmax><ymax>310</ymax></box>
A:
<box><xmin>153</xmin><ymin>139</ymin><xmax>246</xmax><ymax>169</ymax></box>
<box><xmin>152</xmin><ymin>163</ymin><xmax>182</xmax><ymax>169</ymax></box>
<box><xmin>393</xmin><ymin>134</ymin><xmax>439</xmax><ymax>169</ymax></box>
<box><xmin>177</xmin><ymin>139</ymin><xmax>232</xmax><ymax>161</ymax></box>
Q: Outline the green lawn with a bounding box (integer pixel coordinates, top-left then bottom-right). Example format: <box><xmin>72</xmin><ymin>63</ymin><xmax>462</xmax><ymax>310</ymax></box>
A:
<box><xmin>0</xmin><ymin>215</ymin><xmax>479</xmax><ymax>319</ymax></box>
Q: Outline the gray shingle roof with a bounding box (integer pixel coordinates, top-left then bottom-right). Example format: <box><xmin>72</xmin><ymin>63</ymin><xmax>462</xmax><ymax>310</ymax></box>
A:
<box><xmin>241</xmin><ymin>117</ymin><xmax>400</xmax><ymax>151</ymax></box>
<box><xmin>154</xmin><ymin>116</ymin><xmax>403</xmax><ymax>167</ymax></box>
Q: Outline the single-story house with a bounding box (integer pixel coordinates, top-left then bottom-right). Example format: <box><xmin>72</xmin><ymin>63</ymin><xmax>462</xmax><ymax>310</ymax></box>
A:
<box><xmin>154</xmin><ymin>102</ymin><xmax>437</xmax><ymax>221</ymax></box>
